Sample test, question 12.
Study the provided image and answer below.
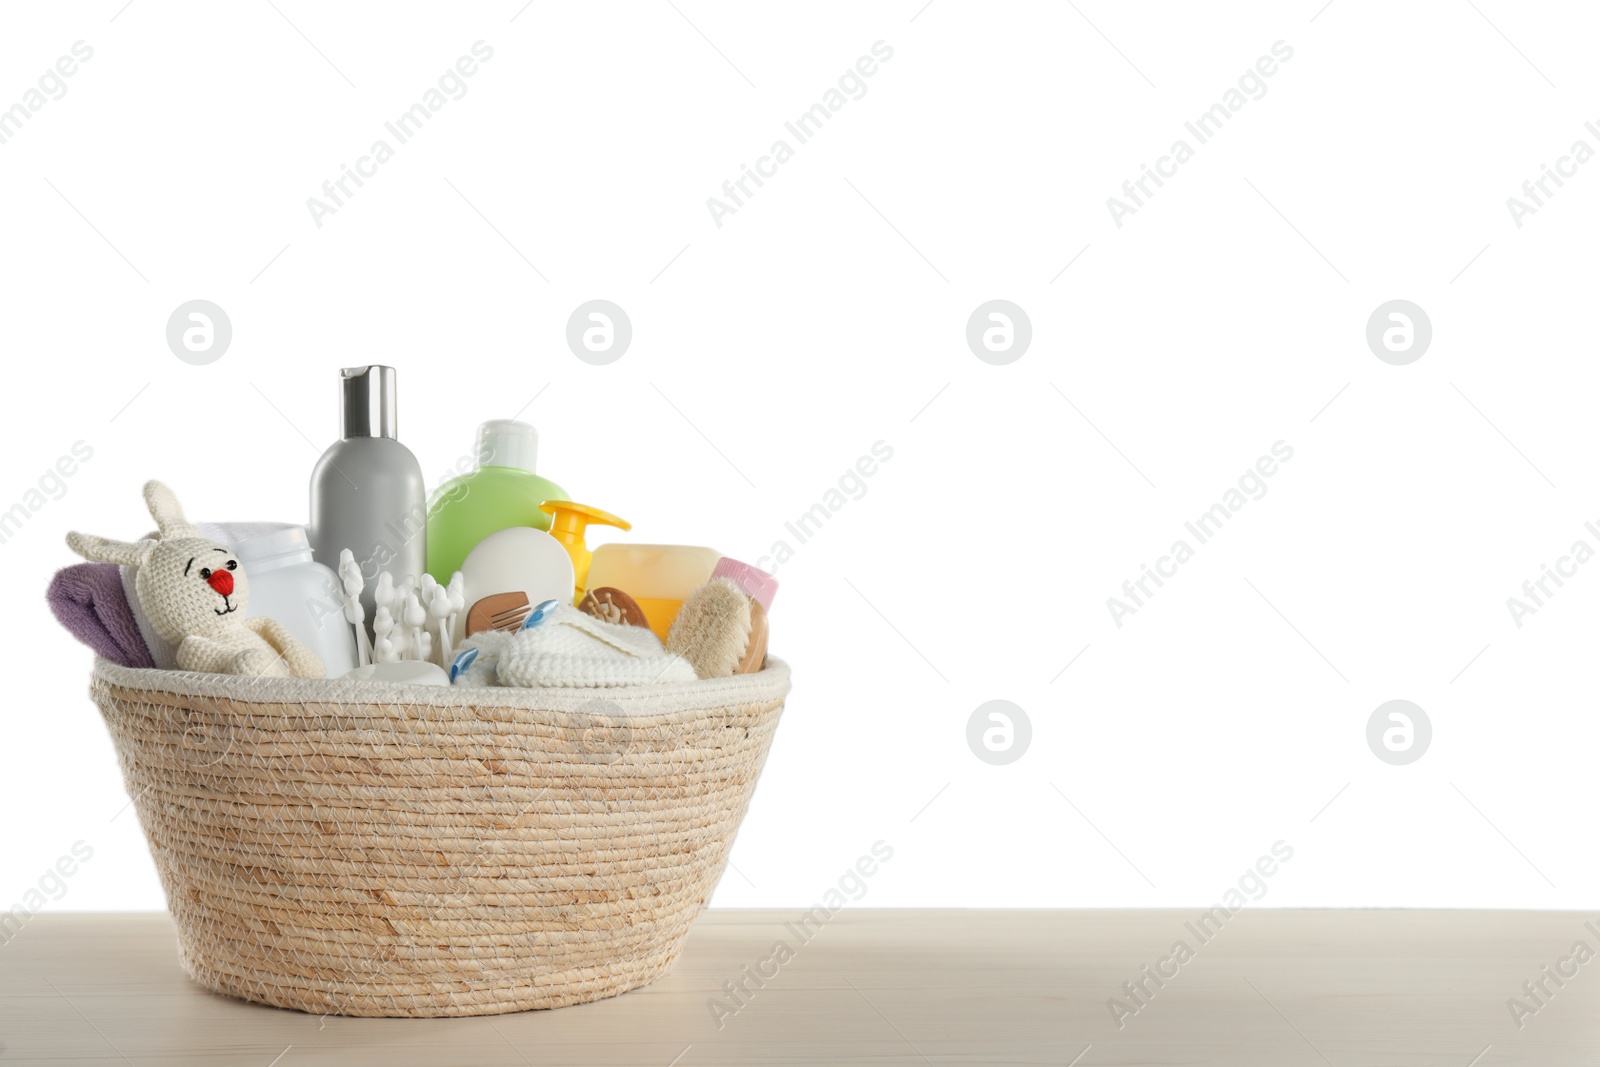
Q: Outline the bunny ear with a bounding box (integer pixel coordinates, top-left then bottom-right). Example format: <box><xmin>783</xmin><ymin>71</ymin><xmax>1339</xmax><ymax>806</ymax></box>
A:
<box><xmin>143</xmin><ymin>481</ymin><xmax>198</xmax><ymax>539</ymax></box>
<box><xmin>66</xmin><ymin>532</ymin><xmax>157</xmax><ymax>567</ymax></box>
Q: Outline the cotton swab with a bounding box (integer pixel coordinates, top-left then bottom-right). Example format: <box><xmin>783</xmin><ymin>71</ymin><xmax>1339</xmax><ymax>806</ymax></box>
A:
<box><xmin>445</xmin><ymin>572</ymin><xmax>466</xmax><ymax>650</ymax></box>
<box><xmin>338</xmin><ymin>550</ymin><xmax>372</xmax><ymax>667</ymax></box>
<box><xmin>371</xmin><ymin>571</ymin><xmax>398</xmax><ymax>661</ymax></box>
<box><xmin>403</xmin><ymin>590</ymin><xmax>427</xmax><ymax>664</ymax></box>
<box><xmin>428</xmin><ymin>585</ymin><xmax>453</xmax><ymax>665</ymax></box>
<box><xmin>374</xmin><ymin>571</ymin><xmax>395</xmax><ymax>618</ymax></box>
<box><xmin>389</xmin><ymin>577</ymin><xmax>415</xmax><ymax>657</ymax></box>
<box><xmin>372</xmin><ymin>602</ymin><xmax>396</xmax><ymax>663</ymax></box>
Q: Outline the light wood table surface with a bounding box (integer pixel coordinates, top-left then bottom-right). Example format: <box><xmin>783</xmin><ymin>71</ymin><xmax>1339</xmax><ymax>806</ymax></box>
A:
<box><xmin>2</xmin><ymin>910</ymin><xmax>1595</xmax><ymax>1065</ymax></box>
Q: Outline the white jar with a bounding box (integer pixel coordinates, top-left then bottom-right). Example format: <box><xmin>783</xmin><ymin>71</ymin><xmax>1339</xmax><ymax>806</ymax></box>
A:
<box><xmin>233</xmin><ymin>526</ymin><xmax>357</xmax><ymax>676</ymax></box>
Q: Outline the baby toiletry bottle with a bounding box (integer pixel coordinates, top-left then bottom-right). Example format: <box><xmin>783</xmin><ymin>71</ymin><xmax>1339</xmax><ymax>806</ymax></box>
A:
<box><xmin>539</xmin><ymin>500</ymin><xmax>630</xmax><ymax>603</ymax></box>
<box><xmin>234</xmin><ymin>526</ymin><xmax>358</xmax><ymax>675</ymax></box>
<box><xmin>585</xmin><ymin>544</ymin><xmax>722</xmax><ymax>641</ymax></box>
<box><xmin>308</xmin><ymin>366</ymin><xmax>427</xmax><ymax>637</ymax></box>
<box><xmin>425</xmin><ymin>419</ymin><xmax>568</xmax><ymax>582</ymax></box>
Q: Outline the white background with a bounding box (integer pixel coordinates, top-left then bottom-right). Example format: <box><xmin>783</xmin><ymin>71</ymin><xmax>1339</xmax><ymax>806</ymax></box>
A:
<box><xmin>2</xmin><ymin>0</ymin><xmax>1596</xmax><ymax>912</ymax></box>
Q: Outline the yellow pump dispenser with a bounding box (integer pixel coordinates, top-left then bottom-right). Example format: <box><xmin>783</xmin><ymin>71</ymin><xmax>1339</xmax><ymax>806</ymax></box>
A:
<box><xmin>539</xmin><ymin>500</ymin><xmax>632</xmax><ymax>603</ymax></box>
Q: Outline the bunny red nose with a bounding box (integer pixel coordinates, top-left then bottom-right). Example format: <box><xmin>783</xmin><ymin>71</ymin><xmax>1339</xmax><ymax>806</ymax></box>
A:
<box><xmin>207</xmin><ymin>570</ymin><xmax>234</xmax><ymax>597</ymax></box>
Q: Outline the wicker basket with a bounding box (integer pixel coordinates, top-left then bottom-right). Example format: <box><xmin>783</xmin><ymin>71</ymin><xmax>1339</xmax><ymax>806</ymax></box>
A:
<box><xmin>88</xmin><ymin>656</ymin><xmax>790</xmax><ymax>1017</ymax></box>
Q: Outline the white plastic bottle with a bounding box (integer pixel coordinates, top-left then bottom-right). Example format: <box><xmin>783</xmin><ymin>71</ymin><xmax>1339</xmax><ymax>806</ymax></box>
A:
<box><xmin>234</xmin><ymin>526</ymin><xmax>358</xmax><ymax>676</ymax></box>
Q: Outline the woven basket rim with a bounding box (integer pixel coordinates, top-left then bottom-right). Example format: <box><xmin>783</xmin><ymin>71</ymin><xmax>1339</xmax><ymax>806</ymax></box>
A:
<box><xmin>90</xmin><ymin>655</ymin><xmax>790</xmax><ymax>716</ymax></box>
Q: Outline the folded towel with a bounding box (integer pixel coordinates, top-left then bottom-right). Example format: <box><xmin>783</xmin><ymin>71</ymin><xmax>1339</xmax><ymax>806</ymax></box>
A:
<box><xmin>47</xmin><ymin>562</ymin><xmax>155</xmax><ymax>668</ymax></box>
<box><xmin>456</xmin><ymin>605</ymin><xmax>696</xmax><ymax>689</ymax></box>
<box><xmin>120</xmin><ymin>562</ymin><xmax>175</xmax><ymax>669</ymax></box>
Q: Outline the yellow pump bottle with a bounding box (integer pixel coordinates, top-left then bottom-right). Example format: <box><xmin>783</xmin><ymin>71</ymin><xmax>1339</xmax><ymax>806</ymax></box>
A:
<box><xmin>538</xmin><ymin>500</ymin><xmax>631</xmax><ymax>603</ymax></box>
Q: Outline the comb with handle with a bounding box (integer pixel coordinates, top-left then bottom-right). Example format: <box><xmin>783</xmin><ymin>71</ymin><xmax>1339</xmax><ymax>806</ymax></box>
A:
<box><xmin>464</xmin><ymin>592</ymin><xmax>535</xmax><ymax>636</ymax></box>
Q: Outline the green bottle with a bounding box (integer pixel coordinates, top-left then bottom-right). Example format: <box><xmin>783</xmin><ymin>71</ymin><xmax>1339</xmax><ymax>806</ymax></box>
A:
<box><xmin>425</xmin><ymin>419</ymin><xmax>568</xmax><ymax>582</ymax></box>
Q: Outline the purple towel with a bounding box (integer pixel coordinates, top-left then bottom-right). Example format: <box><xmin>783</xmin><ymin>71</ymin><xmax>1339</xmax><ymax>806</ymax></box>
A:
<box><xmin>48</xmin><ymin>562</ymin><xmax>154</xmax><ymax>669</ymax></box>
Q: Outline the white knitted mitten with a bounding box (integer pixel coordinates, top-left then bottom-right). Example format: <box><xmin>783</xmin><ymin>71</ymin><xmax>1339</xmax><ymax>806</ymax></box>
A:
<box><xmin>455</xmin><ymin>605</ymin><xmax>695</xmax><ymax>688</ymax></box>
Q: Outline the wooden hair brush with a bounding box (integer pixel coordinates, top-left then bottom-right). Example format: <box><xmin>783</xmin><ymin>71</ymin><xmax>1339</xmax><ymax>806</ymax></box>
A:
<box><xmin>667</xmin><ymin>577</ymin><xmax>768</xmax><ymax>678</ymax></box>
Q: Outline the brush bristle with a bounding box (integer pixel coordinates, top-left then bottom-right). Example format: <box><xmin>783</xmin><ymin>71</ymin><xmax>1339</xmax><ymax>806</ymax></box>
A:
<box><xmin>667</xmin><ymin>578</ymin><xmax>752</xmax><ymax>679</ymax></box>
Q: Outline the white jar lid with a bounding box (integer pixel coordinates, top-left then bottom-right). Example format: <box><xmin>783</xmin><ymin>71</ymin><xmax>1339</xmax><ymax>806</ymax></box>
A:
<box><xmin>233</xmin><ymin>525</ymin><xmax>314</xmax><ymax>566</ymax></box>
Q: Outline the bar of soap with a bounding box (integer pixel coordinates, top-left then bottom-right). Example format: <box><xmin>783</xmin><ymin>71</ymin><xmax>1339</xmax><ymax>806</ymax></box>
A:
<box><xmin>343</xmin><ymin>661</ymin><xmax>451</xmax><ymax>687</ymax></box>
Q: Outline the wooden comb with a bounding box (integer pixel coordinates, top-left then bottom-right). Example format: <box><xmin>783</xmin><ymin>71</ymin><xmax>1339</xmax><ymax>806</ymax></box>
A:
<box><xmin>464</xmin><ymin>592</ymin><xmax>535</xmax><ymax>636</ymax></box>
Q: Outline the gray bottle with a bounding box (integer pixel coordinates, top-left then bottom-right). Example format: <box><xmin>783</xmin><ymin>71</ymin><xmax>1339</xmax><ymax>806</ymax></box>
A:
<box><xmin>309</xmin><ymin>366</ymin><xmax>426</xmax><ymax>640</ymax></box>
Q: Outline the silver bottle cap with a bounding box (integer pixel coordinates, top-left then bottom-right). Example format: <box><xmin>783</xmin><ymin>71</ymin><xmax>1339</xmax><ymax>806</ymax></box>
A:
<box><xmin>340</xmin><ymin>365</ymin><xmax>397</xmax><ymax>439</ymax></box>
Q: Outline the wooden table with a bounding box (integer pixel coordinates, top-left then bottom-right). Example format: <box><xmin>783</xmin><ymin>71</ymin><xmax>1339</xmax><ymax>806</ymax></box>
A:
<box><xmin>2</xmin><ymin>910</ymin><xmax>1595</xmax><ymax>1065</ymax></box>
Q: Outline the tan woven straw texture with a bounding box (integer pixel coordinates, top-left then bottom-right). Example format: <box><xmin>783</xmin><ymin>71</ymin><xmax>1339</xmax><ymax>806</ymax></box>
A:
<box><xmin>88</xmin><ymin>656</ymin><xmax>791</xmax><ymax>1017</ymax></box>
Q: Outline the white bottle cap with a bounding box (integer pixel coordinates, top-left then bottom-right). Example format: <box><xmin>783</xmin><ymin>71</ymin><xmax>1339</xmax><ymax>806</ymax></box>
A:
<box><xmin>233</xmin><ymin>525</ymin><xmax>315</xmax><ymax>567</ymax></box>
<box><xmin>476</xmin><ymin>419</ymin><xmax>538</xmax><ymax>473</ymax></box>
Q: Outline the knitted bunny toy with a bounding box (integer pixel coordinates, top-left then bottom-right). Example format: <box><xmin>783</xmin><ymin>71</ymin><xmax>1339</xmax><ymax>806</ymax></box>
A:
<box><xmin>66</xmin><ymin>481</ymin><xmax>324</xmax><ymax>678</ymax></box>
